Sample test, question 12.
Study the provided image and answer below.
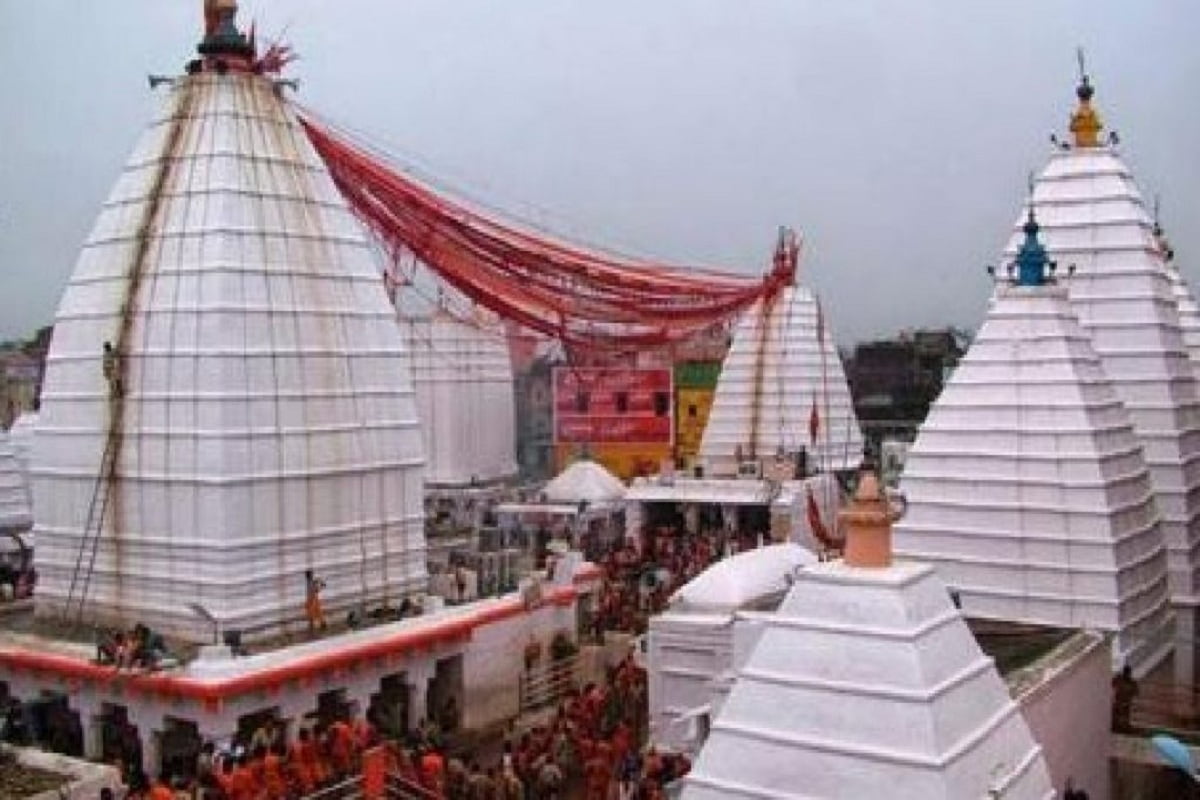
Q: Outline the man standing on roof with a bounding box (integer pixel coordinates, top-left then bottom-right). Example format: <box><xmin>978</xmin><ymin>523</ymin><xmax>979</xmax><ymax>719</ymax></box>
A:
<box><xmin>102</xmin><ymin>341</ymin><xmax>122</xmax><ymax>398</ymax></box>
<box><xmin>305</xmin><ymin>569</ymin><xmax>327</xmax><ymax>633</ymax></box>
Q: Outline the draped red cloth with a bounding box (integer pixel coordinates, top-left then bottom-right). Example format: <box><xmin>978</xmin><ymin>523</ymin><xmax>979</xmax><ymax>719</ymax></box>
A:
<box><xmin>299</xmin><ymin>113</ymin><xmax>788</xmax><ymax>351</ymax></box>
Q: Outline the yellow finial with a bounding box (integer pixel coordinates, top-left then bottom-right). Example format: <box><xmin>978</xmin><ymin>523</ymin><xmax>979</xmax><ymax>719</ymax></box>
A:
<box><xmin>1069</xmin><ymin>49</ymin><xmax>1103</xmax><ymax>148</ymax></box>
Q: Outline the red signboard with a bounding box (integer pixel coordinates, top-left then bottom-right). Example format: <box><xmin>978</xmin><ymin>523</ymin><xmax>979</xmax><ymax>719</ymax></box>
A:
<box><xmin>553</xmin><ymin>368</ymin><xmax>674</xmax><ymax>444</ymax></box>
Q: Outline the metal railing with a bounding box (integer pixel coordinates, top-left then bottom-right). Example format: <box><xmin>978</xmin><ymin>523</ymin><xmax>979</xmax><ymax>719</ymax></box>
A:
<box><xmin>518</xmin><ymin>653</ymin><xmax>579</xmax><ymax>714</ymax></box>
<box><xmin>296</xmin><ymin>771</ymin><xmax>443</xmax><ymax>800</ymax></box>
<box><xmin>1129</xmin><ymin>679</ymin><xmax>1200</xmax><ymax>742</ymax></box>
<box><xmin>385</xmin><ymin>773</ymin><xmax>441</xmax><ymax>799</ymax></box>
<box><xmin>299</xmin><ymin>775</ymin><xmax>364</xmax><ymax>800</ymax></box>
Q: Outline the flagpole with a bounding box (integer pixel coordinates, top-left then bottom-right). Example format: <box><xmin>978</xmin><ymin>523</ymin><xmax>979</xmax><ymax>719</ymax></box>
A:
<box><xmin>816</xmin><ymin>294</ymin><xmax>837</xmax><ymax>548</ymax></box>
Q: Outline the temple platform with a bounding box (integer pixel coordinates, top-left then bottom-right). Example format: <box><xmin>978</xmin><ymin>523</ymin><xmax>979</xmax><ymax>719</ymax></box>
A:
<box><xmin>0</xmin><ymin>563</ymin><xmax>601</xmax><ymax>778</ymax></box>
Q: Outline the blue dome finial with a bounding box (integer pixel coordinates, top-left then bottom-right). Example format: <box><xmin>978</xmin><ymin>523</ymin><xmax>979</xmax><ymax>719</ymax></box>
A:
<box><xmin>1015</xmin><ymin>205</ymin><xmax>1051</xmax><ymax>287</ymax></box>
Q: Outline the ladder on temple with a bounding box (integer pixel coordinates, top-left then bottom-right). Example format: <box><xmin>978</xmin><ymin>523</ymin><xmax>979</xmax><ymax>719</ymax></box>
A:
<box><xmin>63</xmin><ymin>424</ymin><xmax>120</xmax><ymax>626</ymax></box>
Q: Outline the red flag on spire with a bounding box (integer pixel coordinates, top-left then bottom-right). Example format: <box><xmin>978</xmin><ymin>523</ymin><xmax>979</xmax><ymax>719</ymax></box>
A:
<box><xmin>808</xmin><ymin>394</ymin><xmax>820</xmax><ymax>444</ymax></box>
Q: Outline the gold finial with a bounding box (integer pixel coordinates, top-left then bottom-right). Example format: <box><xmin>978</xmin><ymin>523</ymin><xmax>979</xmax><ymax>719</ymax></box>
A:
<box><xmin>1069</xmin><ymin>48</ymin><xmax>1103</xmax><ymax>148</ymax></box>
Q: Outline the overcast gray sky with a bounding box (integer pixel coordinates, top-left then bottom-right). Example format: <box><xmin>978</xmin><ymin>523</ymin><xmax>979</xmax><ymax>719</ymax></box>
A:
<box><xmin>1</xmin><ymin>1</ymin><xmax>1196</xmax><ymax>346</ymax></box>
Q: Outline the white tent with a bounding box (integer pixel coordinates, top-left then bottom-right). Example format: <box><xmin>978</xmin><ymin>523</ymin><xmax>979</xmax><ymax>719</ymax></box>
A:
<box><xmin>542</xmin><ymin>460</ymin><xmax>626</xmax><ymax>506</ymax></box>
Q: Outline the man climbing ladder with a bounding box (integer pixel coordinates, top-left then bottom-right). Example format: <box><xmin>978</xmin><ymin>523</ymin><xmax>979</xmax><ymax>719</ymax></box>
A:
<box><xmin>102</xmin><ymin>341</ymin><xmax>122</xmax><ymax>398</ymax></box>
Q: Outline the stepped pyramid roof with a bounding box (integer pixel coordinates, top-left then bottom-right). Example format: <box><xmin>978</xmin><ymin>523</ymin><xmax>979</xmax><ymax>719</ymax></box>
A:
<box><xmin>700</xmin><ymin>232</ymin><xmax>862</xmax><ymax>471</ymax></box>
<box><xmin>1003</xmin><ymin>72</ymin><xmax>1200</xmax><ymax>602</ymax></box>
<box><xmin>1157</xmin><ymin>227</ymin><xmax>1200</xmax><ymax>379</ymax></box>
<box><xmin>894</xmin><ymin>211</ymin><xmax>1173</xmax><ymax>673</ymax></box>
<box><xmin>400</xmin><ymin>307</ymin><xmax>516</xmax><ymax>487</ymax></box>
<box><xmin>682</xmin><ymin>473</ymin><xmax>1053</xmax><ymax>799</ymax></box>
<box><xmin>0</xmin><ymin>433</ymin><xmax>31</xmax><ymax>532</ymax></box>
<box><xmin>32</xmin><ymin>4</ymin><xmax>427</xmax><ymax>640</ymax></box>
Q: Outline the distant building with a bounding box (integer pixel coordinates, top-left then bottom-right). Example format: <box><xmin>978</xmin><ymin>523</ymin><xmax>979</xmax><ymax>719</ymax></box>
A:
<box><xmin>844</xmin><ymin>327</ymin><xmax>966</xmax><ymax>450</ymax></box>
<box><xmin>513</xmin><ymin>351</ymin><xmax>557</xmax><ymax>482</ymax></box>
<box><xmin>0</xmin><ymin>350</ymin><xmax>41</xmax><ymax>429</ymax></box>
<box><xmin>511</xmin><ymin>323</ymin><xmax>733</xmax><ymax>483</ymax></box>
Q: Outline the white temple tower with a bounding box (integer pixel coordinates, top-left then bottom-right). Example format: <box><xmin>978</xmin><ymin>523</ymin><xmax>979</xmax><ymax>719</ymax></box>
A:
<box><xmin>0</xmin><ymin>433</ymin><xmax>32</xmax><ymax>537</ymax></box>
<box><xmin>894</xmin><ymin>210</ymin><xmax>1173</xmax><ymax>674</ymax></box>
<box><xmin>399</xmin><ymin>307</ymin><xmax>517</xmax><ymax>487</ymax></box>
<box><xmin>33</xmin><ymin>3</ymin><xmax>427</xmax><ymax>641</ymax></box>
<box><xmin>699</xmin><ymin>231</ymin><xmax>863</xmax><ymax>473</ymax></box>
<box><xmin>1006</xmin><ymin>70</ymin><xmax>1200</xmax><ymax>675</ymax></box>
<box><xmin>682</xmin><ymin>472</ymin><xmax>1054</xmax><ymax>799</ymax></box>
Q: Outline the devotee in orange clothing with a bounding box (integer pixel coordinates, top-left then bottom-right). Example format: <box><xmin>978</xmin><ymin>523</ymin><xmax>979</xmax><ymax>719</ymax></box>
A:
<box><xmin>419</xmin><ymin>747</ymin><xmax>445</xmax><ymax>793</ymax></box>
<box><xmin>584</xmin><ymin>754</ymin><xmax>610</xmax><ymax>800</ymax></box>
<box><xmin>329</xmin><ymin>718</ymin><xmax>355</xmax><ymax>775</ymax></box>
<box><xmin>362</xmin><ymin>745</ymin><xmax>388</xmax><ymax>800</ymax></box>
<box><xmin>290</xmin><ymin>729</ymin><xmax>320</xmax><ymax>794</ymax></box>
<box><xmin>305</xmin><ymin>569</ymin><xmax>327</xmax><ymax>633</ymax></box>
<box><xmin>147</xmin><ymin>777</ymin><xmax>174</xmax><ymax>800</ymax></box>
<box><xmin>215</xmin><ymin>760</ymin><xmax>237</xmax><ymax>799</ymax></box>
<box><xmin>230</xmin><ymin>755</ymin><xmax>257</xmax><ymax>800</ymax></box>
<box><xmin>263</xmin><ymin>745</ymin><xmax>288</xmax><ymax>798</ymax></box>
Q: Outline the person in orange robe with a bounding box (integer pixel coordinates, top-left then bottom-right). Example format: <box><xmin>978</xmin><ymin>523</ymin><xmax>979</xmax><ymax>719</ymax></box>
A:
<box><xmin>147</xmin><ymin>775</ymin><xmax>174</xmax><ymax>800</ymax></box>
<box><xmin>290</xmin><ymin>729</ymin><xmax>319</xmax><ymax>795</ymax></box>
<box><xmin>361</xmin><ymin>744</ymin><xmax>388</xmax><ymax>800</ymax></box>
<box><xmin>584</xmin><ymin>754</ymin><xmax>610</xmax><ymax>800</ymax></box>
<box><xmin>230</xmin><ymin>754</ymin><xmax>257</xmax><ymax>800</ymax></box>
<box><xmin>263</xmin><ymin>744</ymin><xmax>288</xmax><ymax>799</ymax></box>
<box><xmin>328</xmin><ymin>718</ymin><xmax>355</xmax><ymax>776</ymax></box>
<box><xmin>305</xmin><ymin>570</ymin><xmax>327</xmax><ymax>633</ymax></box>
<box><xmin>215</xmin><ymin>760</ymin><xmax>237</xmax><ymax>799</ymax></box>
<box><xmin>418</xmin><ymin>746</ymin><xmax>445</xmax><ymax>794</ymax></box>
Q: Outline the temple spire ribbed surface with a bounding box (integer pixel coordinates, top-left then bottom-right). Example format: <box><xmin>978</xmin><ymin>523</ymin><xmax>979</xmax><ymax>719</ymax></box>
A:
<box><xmin>33</xmin><ymin>6</ymin><xmax>427</xmax><ymax>640</ymax></box>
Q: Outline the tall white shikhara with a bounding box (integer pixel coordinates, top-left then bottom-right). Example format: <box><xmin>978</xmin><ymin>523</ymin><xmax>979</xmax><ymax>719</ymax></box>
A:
<box><xmin>1009</xmin><ymin>132</ymin><xmax>1200</xmax><ymax>644</ymax></box>
<box><xmin>34</xmin><ymin>66</ymin><xmax>428</xmax><ymax>641</ymax></box>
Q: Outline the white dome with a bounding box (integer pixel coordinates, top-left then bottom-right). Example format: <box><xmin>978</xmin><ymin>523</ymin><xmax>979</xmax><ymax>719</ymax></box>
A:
<box><xmin>1006</xmin><ymin>147</ymin><xmax>1200</xmax><ymax>601</ymax></box>
<box><xmin>400</xmin><ymin>310</ymin><xmax>516</xmax><ymax>487</ymax></box>
<box><xmin>682</xmin><ymin>560</ymin><xmax>1053</xmax><ymax>799</ymax></box>
<box><xmin>0</xmin><ymin>433</ymin><xmax>31</xmax><ymax>532</ymax></box>
<box><xmin>542</xmin><ymin>459</ymin><xmax>625</xmax><ymax>504</ymax></box>
<box><xmin>894</xmin><ymin>280</ymin><xmax>1173</xmax><ymax>673</ymax></box>
<box><xmin>33</xmin><ymin>70</ymin><xmax>427</xmax><ymax>640</ymax></box>
<box><xmin>671</xmin><ymin>543</ymin><xmax>816</xmax><ymax>610</ymax></box>
<box><xmin>700</xmin><ymin>284</ymin><xmax>862</xmax><ymax>470</ymax></box>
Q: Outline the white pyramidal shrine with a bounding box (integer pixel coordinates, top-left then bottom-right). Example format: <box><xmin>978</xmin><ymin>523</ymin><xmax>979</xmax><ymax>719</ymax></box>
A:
<box><xmin>33</xmin><ymin>2</ymin><xmax>427</xmax><ymax>640</ymax></box>
<box><xmin>894</xmin><ymin>210</ymin><xmax>1173</xmax><ymax>673</ymax></box>
<box><xmin>1004</xmin><ymin>71</ymin><xmax>1200</xmax><ymax>652</ymax></box>
<box><xmin>700</xmin><ymin>231</ymin><xmax>863</xmax><ymax>472</ymax></box>
<box><xmin>0</xmin><ymin>433</ymin><xmax>32</xmax><ymax>534</ymax></box>
<box><xmin>399</xmin><ymin>307</ymin><xmax>517</xmax><ymax>487</ymax></box>
<box><xmin>682</xmin><ymin>472</ymin><xmax>1053</xmax><ymax>800</ymax></box>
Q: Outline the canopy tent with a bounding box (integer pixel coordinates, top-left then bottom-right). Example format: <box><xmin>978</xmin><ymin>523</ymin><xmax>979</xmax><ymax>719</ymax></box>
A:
<box><xmin>541</xmin><ymin>460</ymin><xmax>627</xmax><ymax>507</ymax></box>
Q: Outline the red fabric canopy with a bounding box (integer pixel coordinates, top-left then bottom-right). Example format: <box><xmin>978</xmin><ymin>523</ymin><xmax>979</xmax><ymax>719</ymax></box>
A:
<box><xmin>299</xmin><ymin>113</ymin><xmax>794</xmax><ymax>351</ymax></box>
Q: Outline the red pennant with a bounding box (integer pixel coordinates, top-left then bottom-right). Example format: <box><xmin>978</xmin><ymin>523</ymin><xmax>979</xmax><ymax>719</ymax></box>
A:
<box><xmin>806</xmin><ymin>486</ymin><xmax>835</xmax><ymax>550</ymax></box>
<box><xmin>808</xmin><ymin>396</ymin><xmax>820</xmax><ymax>444</ymax></box>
